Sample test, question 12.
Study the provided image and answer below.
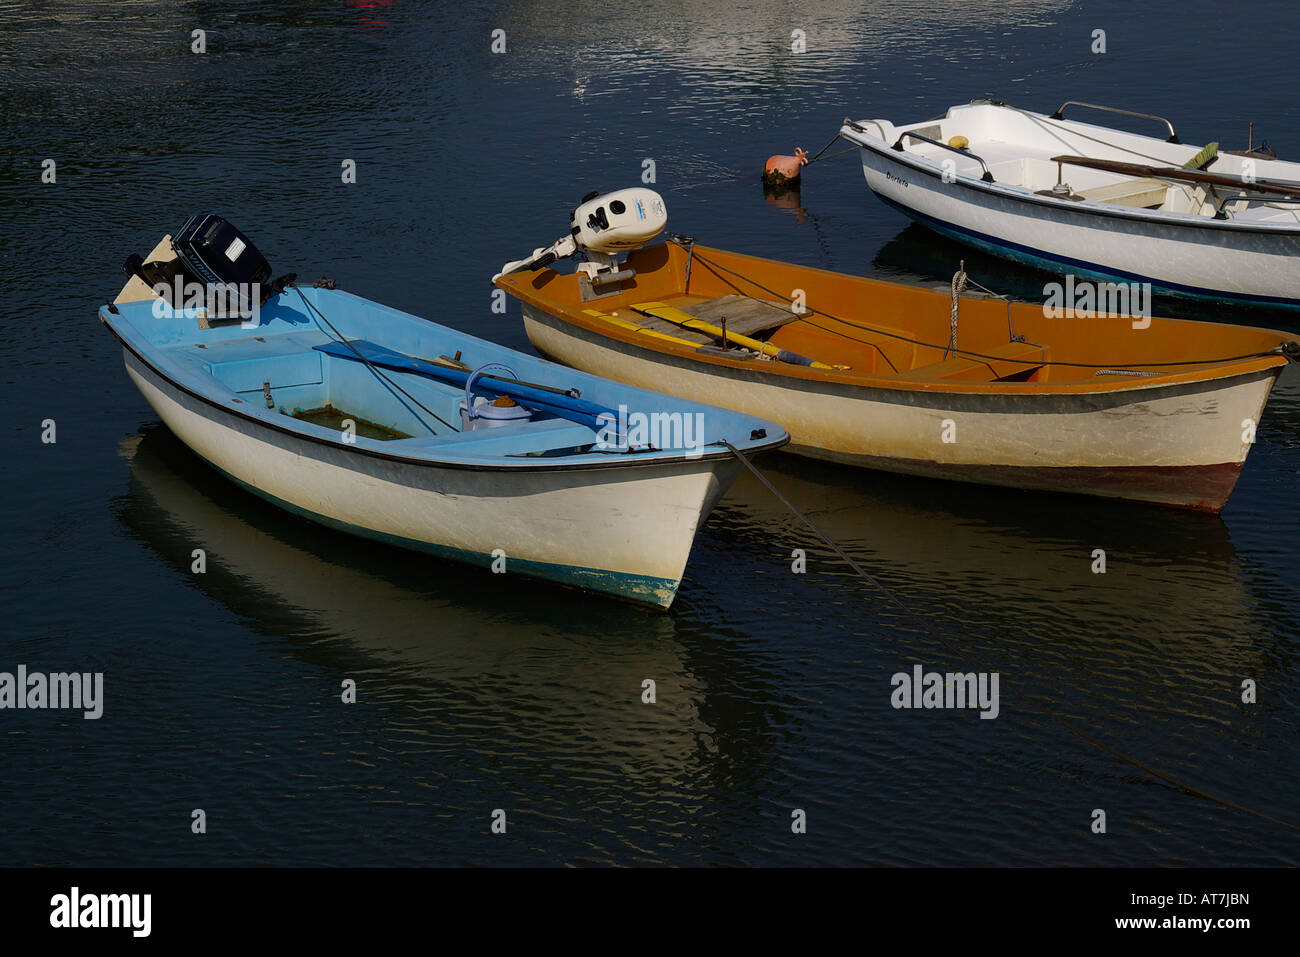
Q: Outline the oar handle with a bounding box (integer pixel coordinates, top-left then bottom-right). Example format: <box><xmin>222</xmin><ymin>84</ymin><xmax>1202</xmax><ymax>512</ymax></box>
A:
<box><xmin>1051</xmin><ymin>154</ymin><xmax>1300</xmax><ymax>196</ymax></box>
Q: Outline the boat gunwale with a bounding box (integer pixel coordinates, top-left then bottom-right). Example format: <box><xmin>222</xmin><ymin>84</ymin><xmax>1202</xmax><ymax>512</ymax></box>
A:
<box><xmin>522</xmin><ymin>304</ymin><xmax>1286</xmax><ymax>418</ymax></box>
<box><xmin>839</xmin><ymin>120</ymin><xmax>1300</xmax><ymax>237</ymax></box>
<box><xmin>99</xmin><ymin>306</ymin><xmax>790</xmax><ymax>472</ymax></box>
<box><xmin>497</xmin><ymin>244</ymin><xmax>1294</xmax><ymax>395</ymax></box>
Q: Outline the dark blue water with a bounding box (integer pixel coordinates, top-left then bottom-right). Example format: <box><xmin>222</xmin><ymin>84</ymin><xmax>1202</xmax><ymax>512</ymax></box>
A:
<box><xmin>2</xmin><ymin>0</ymin><xmax>1297</xmax><ymax>866</ymax></box>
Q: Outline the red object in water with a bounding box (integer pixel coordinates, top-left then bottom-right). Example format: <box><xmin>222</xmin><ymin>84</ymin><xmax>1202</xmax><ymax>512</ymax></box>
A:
<box><xmin>348</xmin><ymin>0</ymin><xmax>394</xmax><ymax>29</ymax></box>
<box><xmin>763</xmin><ymin>148</ymin><xmax>809</xmax><ymax>185</ymax></box>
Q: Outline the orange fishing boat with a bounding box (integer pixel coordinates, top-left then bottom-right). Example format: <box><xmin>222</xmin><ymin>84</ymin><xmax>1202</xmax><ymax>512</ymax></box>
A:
<box><xmin>494</xmin><ymin>189</ymin><xmax>1298</xmax><ymax>512</ymax></box>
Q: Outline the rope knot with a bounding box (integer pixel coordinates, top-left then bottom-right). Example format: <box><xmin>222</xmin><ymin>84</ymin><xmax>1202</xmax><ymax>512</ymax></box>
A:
<box><xmin>947</xmin><ymin>261</ymin><xmax>968</xmax><ymax>358</ymax></box>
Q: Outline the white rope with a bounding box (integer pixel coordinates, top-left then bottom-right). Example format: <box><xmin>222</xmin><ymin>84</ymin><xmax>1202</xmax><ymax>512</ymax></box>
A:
<box><xmin>947</xmin><ymin>262</ymin><xmax>967</xmax><ymax>359</ymax></box>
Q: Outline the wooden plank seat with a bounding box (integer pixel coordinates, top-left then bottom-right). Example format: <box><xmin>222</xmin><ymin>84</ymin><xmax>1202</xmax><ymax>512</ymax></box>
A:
<box><xmin>674</xmin><ymin>294</ymin><xmax>799</xmax><ymax>336</ymax></box>
<box><xmin>624</xmin><ymin>293</ymin><xmax>799</xmax><ymax>344</ymax></box>
<box><xmin>1078</xmin><ymin>177</ymin><xmax>1168</xmax><ymax>208</ymax></box>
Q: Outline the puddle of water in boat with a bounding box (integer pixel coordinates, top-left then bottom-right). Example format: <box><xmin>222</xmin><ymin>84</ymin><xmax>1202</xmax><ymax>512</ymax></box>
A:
<box><xmin>290</xmin><ymin>406</ymin><xmax>411</xmax><ymax>441</ymax></box>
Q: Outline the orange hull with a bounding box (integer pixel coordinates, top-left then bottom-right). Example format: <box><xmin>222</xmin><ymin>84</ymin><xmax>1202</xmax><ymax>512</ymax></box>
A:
<box><xmin>497</xmin><ymin>241</ymin><xmax>1298</xmax><ymax>510</ymax></box>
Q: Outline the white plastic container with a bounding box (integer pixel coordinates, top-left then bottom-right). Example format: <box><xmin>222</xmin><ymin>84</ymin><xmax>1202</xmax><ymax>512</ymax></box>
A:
<box><xmin>459</xmin><ymin>395</ymin><xmax>534</xmax><ymax>431</ymax></box>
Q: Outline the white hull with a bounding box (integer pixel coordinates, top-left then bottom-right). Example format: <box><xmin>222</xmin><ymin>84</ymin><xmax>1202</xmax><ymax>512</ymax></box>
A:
<box><xmin>522</xmin><ymin>305</ymin><xmax>1280</xmax><ymax>510</ymax></box>
<box><xmin>123</xmin><ymin>350</ymin><xmax>738</xmax><ymax>606</ymax></box>
<box><xmin>842</xmin><ymin>103</ymin><xmax>1300</xmax><ymax>305</ymax></box>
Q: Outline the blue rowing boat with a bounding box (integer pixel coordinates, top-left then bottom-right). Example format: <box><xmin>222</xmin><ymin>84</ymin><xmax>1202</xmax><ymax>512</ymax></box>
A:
<box><xmin>100</xmin><ymin>221</ymin><xmax>787</xmax><ymax>607</ymax></box>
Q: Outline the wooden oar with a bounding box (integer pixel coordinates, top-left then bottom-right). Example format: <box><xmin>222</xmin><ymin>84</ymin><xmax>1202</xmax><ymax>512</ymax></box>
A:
<box><xmin>1050</xmin><ymin>154</ymin><xmax>1300</xmax><ymax>197</ymax></box>
<box><xmin>581</xmin><ymin>308</ymin><xmax>731</xmax><ymax>354</ymax></box>
<box><xmin>429</xmin><ymin>352</ymin><xmax>580</xmax><ymax>398</ymax></box>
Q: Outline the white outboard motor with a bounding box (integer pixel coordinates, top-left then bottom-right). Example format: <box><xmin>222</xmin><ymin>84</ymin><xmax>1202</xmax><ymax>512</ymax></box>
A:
<box><xmin>494</xmin><ymin>187</ymin><xmax>667</xmax><ymax>287</ymax></box>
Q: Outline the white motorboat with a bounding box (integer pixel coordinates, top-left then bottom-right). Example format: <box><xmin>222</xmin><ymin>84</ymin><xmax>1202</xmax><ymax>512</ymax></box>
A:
<box><xmin>838</xmin><ymin>99</ymin><xmax>1300</xmax><ymax>307</ymax></box>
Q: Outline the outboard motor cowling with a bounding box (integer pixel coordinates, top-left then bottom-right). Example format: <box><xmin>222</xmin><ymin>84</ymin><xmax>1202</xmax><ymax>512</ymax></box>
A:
<box><xmin>569</xmin><ymin>188</ymin><xmax>668</xmax><ymax>254</ymax></box>
<box><xmin>493</xmin><ymin>187</ymin><xmax>667</xmax><ymax>286</ymax></box>
<box><xmin>125</xmin><ymin>214</ymin><xmax>273</xmax><ymax>320</ymax></box>
<box><xmin>171</xmin><ymin>213</ymin><xmax>273</xmax><ymax>309</ymax></box>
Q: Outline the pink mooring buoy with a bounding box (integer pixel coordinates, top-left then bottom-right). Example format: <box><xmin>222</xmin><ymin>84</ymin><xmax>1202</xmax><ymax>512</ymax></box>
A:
<box><xmin>763</xmin><ymin>147</ymin><xmax>808</xmax><ymax>187</ymax></box>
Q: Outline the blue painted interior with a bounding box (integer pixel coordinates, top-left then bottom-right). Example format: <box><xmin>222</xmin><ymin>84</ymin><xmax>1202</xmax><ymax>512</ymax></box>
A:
<box><xmin>101</xmin><ymin>285</ymin><xmax>787</xmax><ymax>464</ymax></box>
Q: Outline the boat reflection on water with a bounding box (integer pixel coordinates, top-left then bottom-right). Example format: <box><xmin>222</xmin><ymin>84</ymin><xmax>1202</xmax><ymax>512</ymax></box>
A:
<box><xmin>120</xmin><ymin>415</ymin><xmax>1279</xmax><ymax>696</ymax></box>
<box><xmin>113</xmin><ymin>415</ymin><xmax>1293</xmax><ymax>862</ymax></box>
<box><xmin>708</xmin><ymin>452</ymin><xmax>1280</xmax><ymax>691</ymax></box>
<box><xmin>871</xmin><ymin>223</ymin><xmax>1061</xmax><ymax>299</ymax></box>
<box><xmin>114</xmin><ymin>427</ymin><xmax>720</xmax><ymax>780</ymax></box>
<box><xmin>117</xmin><ymin>425</ymin><xmax>847</xmax><ymax>862</ymax></box>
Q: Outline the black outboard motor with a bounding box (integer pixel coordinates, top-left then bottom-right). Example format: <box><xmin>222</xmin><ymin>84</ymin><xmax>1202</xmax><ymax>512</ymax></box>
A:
<box><xmin>171</xmin><ymin>214</ymin><xmax>271</xmax><ymax>296</ymax></box>
<box><xmin>124</xmin><ymin>214</ymin><xmax>274</xmax><ymax>318</ymax></box>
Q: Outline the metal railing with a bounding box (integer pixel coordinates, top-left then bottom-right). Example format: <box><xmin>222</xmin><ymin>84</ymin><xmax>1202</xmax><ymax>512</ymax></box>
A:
<box><xmin>892</xmin><ymin>130</ymin><xmax>995</xmax><ymax>182</ymax></box>
<box><xmin>843</xmin><ymin>118</ymin><xmax>889</xmax><ymax>140</ymax></box>
<box><xmin>1049</xmin><ymin>101</ymin><xmax>1180</xmax><ymax>143</ymax></box>
<box><xmin>1215</xmin><ymin>193</ymin><xmax>1300</xmax><ymax>218</ymax></box>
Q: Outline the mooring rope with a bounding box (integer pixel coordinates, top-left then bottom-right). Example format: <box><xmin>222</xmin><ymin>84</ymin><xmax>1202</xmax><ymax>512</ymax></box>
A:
<box><xmin>722</xmin><ymin>440</ymin><xmax>931</xmax><ymax>635</ymax></box>
<box><xmin>962</xmin><ymin>272</ymin><xmax>1024</xmax><ymax>344</ymax></box>
<box><xmin>805</xmin><ymin>131</ymin><xmax>849</xmax><ymax>165</ymax></box>
<box><xmin>722</xmin><ymin>439</ymin><xmax>1300</xmax><ymax>833</ymax></box>
<box><xmin>946</xmin><ymin>262</ymin><xmax>967</xmax><ymax>359</ymax></box>
<box><xmin>808</xmin><ymin>145</ymin><xmax>858</xmax><ymax>165</ymax></box>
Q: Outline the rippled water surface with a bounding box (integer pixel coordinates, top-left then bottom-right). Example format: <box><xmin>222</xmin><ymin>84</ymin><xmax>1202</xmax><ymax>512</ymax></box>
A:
<box><xmin>2</xmin><ymin>0</ymin><xmax>1298</xmax><ymax>866</ymax></box>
